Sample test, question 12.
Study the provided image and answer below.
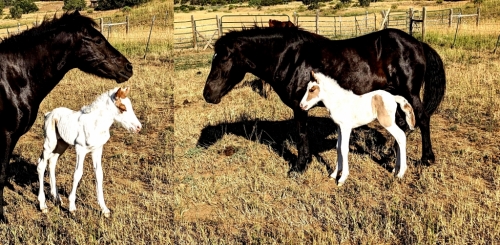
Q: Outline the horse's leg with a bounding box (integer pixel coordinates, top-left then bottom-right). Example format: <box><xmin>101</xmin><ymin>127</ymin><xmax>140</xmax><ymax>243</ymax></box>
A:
<box><xmin>408</xmin><ymin>95</ymin><xmax>435</xmax><ymax>165</ymax></box>
<box><xmin>292</xmin><ymin>109</ymin><xmax>311</xmax><ymax>172</ymax></box>
<box><xmin>0</xmin><ymin>133</ymin><xmax>20</xmax><ymax>223</ymax></box>
<box><xmin>329</xmin><ymin>125</ymin><xmax>341</xmax><ymax>180</ymax></box>
<box><xmin>68</xmin><ymin>145</ymin><xmax>87</xmax><ymax>214</ymax></box>
<box><xmin>384</xmin><ymin>124</ymin><xmax>407</xmax><ymax>178</ymax></box>
<box><xmin>47</xmin><ymin>140</ymin><xmax>69</xmax><ymax>208</ymax></box>
<box><xmin>91</xmin><ymin>146</ymin><xmax>110</xmax><ymax>217</ymax></box>
<box><xmin>337</xmin><ymin>126</ymin><xmax>352</xmax><ymax>186</ymax></box>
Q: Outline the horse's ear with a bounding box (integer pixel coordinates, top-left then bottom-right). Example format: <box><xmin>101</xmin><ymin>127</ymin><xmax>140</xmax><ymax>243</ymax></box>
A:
<box><xmin>115</xmin><ymin>87</ymin><xmax>127</xmax><ymax>99</ymax></box>
<box><xmin>311</xmin><ymin>71</ymin><xmax>319</xmax><ymax>83</ymax></box>
<box><xmin>123</xmin><ymin>87</ymin><xmax>130</xmax><ymax>96</ymax></box>
<box><xmin>74</xmin><ymin>10</ymin><xmax>80</xmax><ymax>16</ymax></box>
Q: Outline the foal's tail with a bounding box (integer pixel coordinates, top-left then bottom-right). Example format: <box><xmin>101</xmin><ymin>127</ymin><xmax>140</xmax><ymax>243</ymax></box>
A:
<box><xmin>394</xmin><ymin>96</ymin><xmax>416</xmax><ymax>130</ymax></box>
<box><xmin>42</xmin><ymin>111</ymin><xmax>58</xmax><ymax>139</ymax></box>
<box><xmin>421</xmin><ymin>42</ymin><xmax>447</xmax><ymax>116</ymax></box>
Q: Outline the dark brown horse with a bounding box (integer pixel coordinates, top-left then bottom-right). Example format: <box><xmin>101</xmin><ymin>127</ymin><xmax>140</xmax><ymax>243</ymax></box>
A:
<box><xmin>0</xmin><ymin>11</ymin><xmax>133</xmax><ymax>223</ymax></box>
<box><xmin>203</xmin><ymin>27</ymin><xmax>446</xmax><ymax>173</ymax></box>
<box><xmin>269</xmin><ymin>19</ymin><xmax>295</xmax><ymax>28</ymax></box>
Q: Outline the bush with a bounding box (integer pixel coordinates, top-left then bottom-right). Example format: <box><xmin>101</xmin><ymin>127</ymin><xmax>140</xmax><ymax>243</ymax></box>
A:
<box><xmin>15</xmin><ymin>0</ymin><xmax>38</xmax><ymax>14</ymax></box>
<box><xmin>96</xmin><ymin>0</ymin><xmax>150</xmax><ymax>10</ymax></box>
<box><xmin>9</xmin><ymin>5</ymin><xmax>21</xmax><ymax>18</ymax></box>
<box><xmin>63</xmin><ymin>0</ymin><xmax>86</xmax><ymax>10</ymax></box>
<box><xmin>358</xmin><ymin>0</ymin><xmax>369</xmax><ymax>7</ymax></box>
<box><xmin>0</xmin><ymin>1</ymin><xmax>4</xmax><ymax>15</ymax></box>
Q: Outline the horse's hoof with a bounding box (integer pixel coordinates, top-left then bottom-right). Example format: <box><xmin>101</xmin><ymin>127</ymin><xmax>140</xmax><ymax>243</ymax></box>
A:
<box><xmin>0</xmin><ymin>216</ymin><xmax>8</xmax><ymax>224</ymax></box>
<box><xmin>102</xmin><ymin>211</ymin><xmax>111</xmax><ymax>218</ymax></box>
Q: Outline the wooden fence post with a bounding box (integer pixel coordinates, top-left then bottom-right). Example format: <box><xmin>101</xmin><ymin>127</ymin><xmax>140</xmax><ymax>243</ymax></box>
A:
<box><xmin>216</xmin><ymin>15</ymin><xmax>221</xmax><ymax>37</ymax></box>
<box><xmin>126</xmin><ymin>16</ymin><xmax>129</xmax><ymax>34</ymax></box>
<box><xmin>365</xmin><ymin>11</ymin><xmax>368</xmax><ymax>29</ymax></box>
<box><xmin>339</xmin><ymin>16</ymin><xmax>342</xmax><ymax>36</ymax></box>
<box><xmin>374</xmin><ymin>13</ymin><xmax>376</xmax><ymax>31</ymax></box>
<box><xmin>315</xmin><ymin>10</ymin><xmax>319</xmax><ymax>34</ymax></box>
<box><xmin>476</xmin><ymin>7</ymin><xmax>480</xmax><ymax>26</ymax></box>
<box><xmin>422</xmin><ymin>7</ymin><xmax>426</xmax><ymax>41</ymax></box>
<box><xmin>191</xmin><ymin>15</ymin><xmax>197</xmax><ymax>49</ymax></box>
<box><xmin>409</xmin><ymin>8</ymin><xmax>413</xmax><ymax>34</ymax></box>
<box><xmin>449</xmin><ymin>8</ymin><xmax>453</xmax><ymax>28</ymax></box>
<box><xmin>293</xmin><ymin>12</ymin><xmax>298</xmax><ymax>26</ymax></box>
<box><xmin>100</xmin><ymin>18</ymin><xmax>104</xmax><ymax>32</ymax></box>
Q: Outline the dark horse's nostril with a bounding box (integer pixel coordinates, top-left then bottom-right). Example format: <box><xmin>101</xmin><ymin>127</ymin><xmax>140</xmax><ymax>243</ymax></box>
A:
<box><xmin>126</xmin><ymin>63</ymin><xmax>133</xmax><ymax>72</ymax></box>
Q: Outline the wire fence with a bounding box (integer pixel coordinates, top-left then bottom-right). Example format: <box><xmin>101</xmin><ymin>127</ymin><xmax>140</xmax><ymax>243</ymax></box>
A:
<box><xmin>174</xmin><ymin>7</ymin><xmax>490</xmax><ymax>50</ymax></box>
<box><xmin>0</xmin><ymin>12</ymin><xmax>173</xmax><ymax>58</ymax></box>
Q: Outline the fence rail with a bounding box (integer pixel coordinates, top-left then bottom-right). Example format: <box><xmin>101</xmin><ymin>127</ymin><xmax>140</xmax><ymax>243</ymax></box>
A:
<box><xmin>174</xmin><ymin>7</ymin><xmax>482</xmax><ymax>50</ymax></box>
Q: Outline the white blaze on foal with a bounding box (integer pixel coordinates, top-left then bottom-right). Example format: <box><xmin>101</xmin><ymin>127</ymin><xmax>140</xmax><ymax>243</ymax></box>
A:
<box><xmin>300</xmin><ymin>71</ymin><xmax>415</xmax><ymax>186</ymax></box>
<box><xmin>37</xmin><ymin>87</ymin><xmax>142</xmax><ymax>217</ymax></box>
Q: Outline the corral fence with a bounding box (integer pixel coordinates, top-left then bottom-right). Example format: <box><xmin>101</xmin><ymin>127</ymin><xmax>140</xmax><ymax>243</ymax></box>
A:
<box><xmin>174</xmin><ymin>7</ymin><xmax>482</xmax><ymax>50</ymax></box>
<box><xmin>295</xmin><ymin>10</ymin><xmax>377</xmax><ymax>38</ymax></box>
<box><xmin>0</xmin><ymin>12</ymin><xmax>173</xmax><ymax>58</ymax></box>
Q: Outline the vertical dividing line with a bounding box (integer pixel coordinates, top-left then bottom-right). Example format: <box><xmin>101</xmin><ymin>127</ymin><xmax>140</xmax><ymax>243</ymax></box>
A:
<box><xmin>144</xmin><ymin>15</ymin><xmax>156</xmax><ymax>59</ymax></box>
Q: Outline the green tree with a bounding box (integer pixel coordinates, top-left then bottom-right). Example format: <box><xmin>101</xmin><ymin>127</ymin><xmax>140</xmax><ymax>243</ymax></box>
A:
<box><xmin>63</xmin><ymin>0</ymin><xmax>86</xmax><ymax>10</ymax></box>
<box><xmin>0</xmin><ymin>1</ymin><xmax>4</xmax><ymax>15</ymax></box>
<box><xmin>15</xmin><ymin>0</ymin><xmax>38</xmax><ymax>14</ymax></box>
<box><xmin>358</xmin><ymin>0</ymin><xmax>369</xmax><ymax>7</ymax></box>
<box><xmin>9</xmin><ymin>5</ymin><xmax>22</xmax><ymax>19</ymax></box>
<box><xmin>96</xmin><ymin>0</ymin><xmax>150</xmax><ymax>10</ymax></box>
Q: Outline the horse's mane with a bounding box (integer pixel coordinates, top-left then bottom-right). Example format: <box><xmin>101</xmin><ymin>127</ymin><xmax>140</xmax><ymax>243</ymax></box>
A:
<box><xmin>0</xmin><ymin>11</ymin><xmax>97</xmax><ymax>51</ymax></box>
<box><xmin>81</xmin><ymin>87</ymin><xmax>119</xmax><ymax>114</ymax></box>
<box><xmin>215</xmin><ymin>25</ymin><xmax>329</xmax><ymax>48</ymax></box>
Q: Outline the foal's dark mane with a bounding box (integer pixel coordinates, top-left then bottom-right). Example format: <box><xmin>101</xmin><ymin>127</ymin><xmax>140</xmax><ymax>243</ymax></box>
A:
<box><xmin>0</xmin><ymin>12</ymin><xmax>97</xmax><ymax>52</ymax></box>
<box><xmin>215</xmin><ymin>26</ymin><xmax>329</xmax><ymax>47</ymax></box>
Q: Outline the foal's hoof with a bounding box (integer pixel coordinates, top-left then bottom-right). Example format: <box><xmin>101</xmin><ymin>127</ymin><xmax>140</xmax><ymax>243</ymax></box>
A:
<box><xmin>41</xmin><ymin>208</ymin><xmax>49</xmax><ymax>214</ymax></box>
<box><xmin>337</xmin><ymin>181</ymin><xmax>345</xmax><ymax>187</ymax></box>
<box><xmin>102</xmin><ymin>211</ymin><xmax>111</xmax><ymax>218</ymax></box>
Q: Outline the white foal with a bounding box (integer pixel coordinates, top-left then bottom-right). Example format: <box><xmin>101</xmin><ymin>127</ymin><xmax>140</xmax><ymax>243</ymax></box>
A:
<box><xmin>37</xmin><ymin>87</ymin><xmax>142</xmax><ymax>217</ymax></box>
<box><xmin>300</xmin><ymin>71</ymin><xmax>415</xmax><ymax>186</ymax></box>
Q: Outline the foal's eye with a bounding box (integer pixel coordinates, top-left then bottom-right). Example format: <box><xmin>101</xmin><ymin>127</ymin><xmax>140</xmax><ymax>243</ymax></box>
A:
<box><xmin>309</xmin><ymin>87</ymin><xmax>316</xmax><ymax>92</ymax></box>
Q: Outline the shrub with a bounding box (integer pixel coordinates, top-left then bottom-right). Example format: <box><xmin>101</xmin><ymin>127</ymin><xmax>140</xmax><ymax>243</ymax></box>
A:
<box><xmin>96</xmin><ymin>0</ymin><xmax>150</xmax><ymax>11</ymax></box>
<box><xmin>63</xmin><ymin>0</ymin><xmax>86</xmax><ymax>10</ymax></box>
<box><xmin>15</xmin><ymin>0</ymin><xmax>38</xmax><ymax>14</ymax></box>
<box><xmin>121</xmin><ymin>5</ymin><xmax>132</xmax><ymax>12</ymax></box>
<box><xmin>9</xmin><ymin>5</ymin><xmax>21</xmax><ymax>19</ymax></box>
<box><xmin>358</xmin><ymin>0</ymin><xmax>369</xmax><ymax>7</ymax></box>
<box><xmin>0</xmin><ymin>1</ymin><xmax>4</xmax><ymax>15</ymax></box>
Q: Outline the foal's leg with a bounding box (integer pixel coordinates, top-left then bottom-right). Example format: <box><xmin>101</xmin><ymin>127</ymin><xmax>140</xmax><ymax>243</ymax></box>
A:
<box><xmin>384</xmin><ymin>124</ymin><xmax>407</xmax><ymax>178</ymax></box>
<box><xmin>91</xmin><ymin>146</ymin><xmax>111</xmax><ymax>217</ymax></box>
<box><xmin>47</xmin><ymin>140</ymin><xmax>69</xmax><ymax>207</ymax></box>
<box><xmin>68</xmin><ymin>145</ymin><xmax>88</xmax><ymax>214</ymax></box>
<box><xmin>38</xmin><ymin>131</ymin><xmax>61</xmax><ymax>213</ymax></box>
<box><xmin>330</xmin><ymin>125</ymin><xmax>341</xmax><ymax>180</ymax></box>
<box><xmin>336</xmin><ymin>126</ymin><xmax>352</xmax><ymax>186</ymax></box>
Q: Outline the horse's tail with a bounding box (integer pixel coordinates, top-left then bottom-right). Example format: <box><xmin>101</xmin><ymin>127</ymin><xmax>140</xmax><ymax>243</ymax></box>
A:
<box><xmin>42</xmin><ymin>111</ymin><xmax>58</xmax><ymax>139</ymax></box>
<box><xmin>394</xmin><ymin>95</ymin><xmax>416</xmax><ymax>130</ymax></box>
<box><xmin>421</xmin><ymin>42</ymin><xmax>446</xmax><ymax>116</ymax></box>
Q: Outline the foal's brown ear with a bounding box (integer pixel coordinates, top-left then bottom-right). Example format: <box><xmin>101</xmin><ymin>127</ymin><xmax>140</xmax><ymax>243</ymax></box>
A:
<box><xmin>115</xmin><ymin>87</ymin><xmax>128</xmax><ymax>99</ymax></box>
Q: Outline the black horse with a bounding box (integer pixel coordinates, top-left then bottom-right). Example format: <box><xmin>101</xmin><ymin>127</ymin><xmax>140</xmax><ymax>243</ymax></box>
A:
<box><xmin>203</xmin><ymin>27</ymin><xmax>446</xmax><ymax>173</ymax></box>
<box><xmin>0</xmin><ymin>11</ymin><xmax>133</xmax><ymax>223</ymax></box>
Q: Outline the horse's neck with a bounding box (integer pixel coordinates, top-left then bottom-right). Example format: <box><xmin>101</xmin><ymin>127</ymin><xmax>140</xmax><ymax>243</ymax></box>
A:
<box><xmin>2</xmin><ymin>36</ymin><xmax>76</xmax><ymax>103</ymax></box>
<box><xmin>321</xmin><ymin>79</ymin><xmax>360</xmax><ymax>111</ymax></box>
<box><xmin>82</xmin><ymin>101</ymin><xmax>117</xmax><ymax>130</ymax></box>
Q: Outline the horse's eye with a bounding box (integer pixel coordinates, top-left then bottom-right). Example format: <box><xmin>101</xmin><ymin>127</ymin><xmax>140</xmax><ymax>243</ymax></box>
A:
<box><xmin>95</xmin><ymin>38</ymin><xmax>103</xmax><ymax>45</ymax></box>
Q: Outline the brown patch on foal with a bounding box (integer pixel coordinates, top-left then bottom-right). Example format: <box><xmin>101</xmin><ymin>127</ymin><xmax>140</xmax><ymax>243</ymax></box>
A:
<box><xmin>372</xmin><ymin>95</ymin><xmax>392</xmax><ymax>127</ymax></box>
<box><xmin>114</xmin><ymin>87</ymin><xmax>130</xmax><ymax>113</ymax></box>
<box><xmin>307</xmin><ymin>85</ymin><xmax>320</xmax><ymax>101</ymax></box>
<box><xmin>404</xmin><ymin>103</ymin><xmax>416</xmax><ymax>128</ymax></box>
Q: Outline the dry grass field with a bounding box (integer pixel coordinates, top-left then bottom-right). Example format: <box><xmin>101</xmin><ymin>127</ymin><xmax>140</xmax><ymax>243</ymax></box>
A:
<box><xmin>0</xmin><ymin>0</ymin><xmax>175</xmax><ymax>243</ymax></box>
<box><xmin>173</xmin><ymin>1</ymin><xmax>500</xmax><ymax>243</ymax></box>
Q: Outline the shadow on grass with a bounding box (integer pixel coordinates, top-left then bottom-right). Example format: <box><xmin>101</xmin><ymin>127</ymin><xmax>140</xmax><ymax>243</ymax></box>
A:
<box><xmin>6</xmin><ymin>155</ymin><xmax>72</xmax><ymax>213</ymax></box>
<box><xmin>196</xmin><ymin>116</ymin><xmax>404</xmax><ymax>174</ymax></box>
